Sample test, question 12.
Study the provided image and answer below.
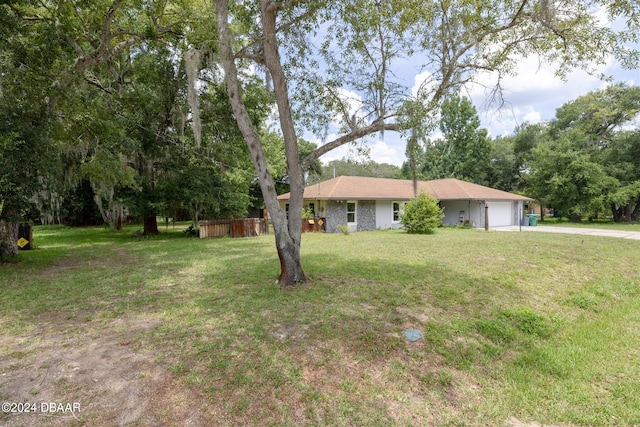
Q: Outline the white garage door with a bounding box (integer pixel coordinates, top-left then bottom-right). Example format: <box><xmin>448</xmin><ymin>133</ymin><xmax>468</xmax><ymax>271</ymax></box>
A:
<box><xmin>488</xmin><ymin>202</ymin><xmax>513</xmax><ymax>226</ymax></box>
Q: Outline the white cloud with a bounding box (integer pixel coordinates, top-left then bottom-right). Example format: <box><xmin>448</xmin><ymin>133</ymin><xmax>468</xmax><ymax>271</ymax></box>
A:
<box><xmin>411</xmin><ymin>70</ymin><xmax>438</xmax><ymax>99</ymax></box>
<box><xmin>313</xmin><ymin>133</ymin><xmax>407</xmax><ymax>167</ymax></box>
<box><xmin>367</xmin><ymin>140</ymin><xmax>404</xmax><ymax>165</ymax></box>
<box><xmin>522</xmin><ymin>108</ymin><xmax>542</xmax><ymax>123</ymax></box>
<box><xmin>333</xmin><ymin>88</ymin><xmax>365</xmax><ymax>125</ymax></box>
<box><xmin>466</xmin><ymin>54</ymin><xmax>618</xmax><ymax>136</ymax></box>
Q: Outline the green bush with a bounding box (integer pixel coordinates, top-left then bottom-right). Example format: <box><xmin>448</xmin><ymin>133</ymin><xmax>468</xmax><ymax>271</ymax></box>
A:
<box><xmin>400</xmin><ymin>192</ymin><xmax>444</xmax><ymax>234</ymax></box>
<box><xmin>302</xmin><ymin>207</ymin><xmax>315</xmax><ymax>219</ymax></box>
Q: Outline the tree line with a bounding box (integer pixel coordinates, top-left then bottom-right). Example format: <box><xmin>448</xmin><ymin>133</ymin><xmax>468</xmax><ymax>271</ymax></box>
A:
<box><xmin>0</xmin><ymin>0</ymin><xmax>298</xmax><ymax>258</ymax></box>
<box><xmin>399</xmin><ymin>85</ymin><xmax>640</xmax><ymax>223</ymax></box>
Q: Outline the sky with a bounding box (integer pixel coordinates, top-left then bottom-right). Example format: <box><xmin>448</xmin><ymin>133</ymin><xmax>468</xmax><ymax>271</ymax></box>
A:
<box><xmin>312</xmin><ymin>57</ymin><xmax>638</xmax><ymax>167</ymax></box>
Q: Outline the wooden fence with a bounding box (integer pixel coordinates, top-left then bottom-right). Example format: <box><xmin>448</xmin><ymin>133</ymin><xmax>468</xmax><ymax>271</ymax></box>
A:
<box><xmin>199</xmin><ymin>218</ymin><xmax>268</xmax><ymax>238</ymax></box>
<box><xmin>199</xmin><ymin>220</ymin><xmax>230</xmax><ymax>238</ymax></box>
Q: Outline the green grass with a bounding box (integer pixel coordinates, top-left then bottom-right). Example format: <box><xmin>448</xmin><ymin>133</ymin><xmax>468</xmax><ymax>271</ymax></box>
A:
<box><xmin>1</xmin><ymin>225</ymin><xmax>640</xmax><ymax>425</ymax></box>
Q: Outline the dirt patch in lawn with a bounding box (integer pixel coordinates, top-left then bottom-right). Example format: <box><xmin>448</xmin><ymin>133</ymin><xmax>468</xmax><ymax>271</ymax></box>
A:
<box><xmin>1</xmin><ymin>312</ymin><xmax>218</xmax><ymax>426</ymax></box>
<box><xmin>1</xmin><ymin>248</ymin><xmax>223</xmax><ymax>426</ymax></box>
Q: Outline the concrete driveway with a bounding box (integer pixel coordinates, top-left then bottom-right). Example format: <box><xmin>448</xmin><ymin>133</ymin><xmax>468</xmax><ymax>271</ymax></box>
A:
<box><xmin>492</xmin><ymin>225</ymin><xmax>640</xmax><ymax>240</ymax></box>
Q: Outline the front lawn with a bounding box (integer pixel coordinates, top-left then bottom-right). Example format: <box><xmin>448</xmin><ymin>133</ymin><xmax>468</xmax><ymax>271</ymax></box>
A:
<box><xmin>1</xmin><ymin>225</ymin><xmax>639</xmax><ymax>426</ymax></box>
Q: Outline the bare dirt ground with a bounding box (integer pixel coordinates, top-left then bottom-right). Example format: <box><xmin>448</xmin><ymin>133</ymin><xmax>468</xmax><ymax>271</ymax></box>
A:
<box><xmin>0</xmin><ymin>315</ymin><xmax>572</xmax><ymax>427</ymax></box>
<box><xmin>0</xmin><ymin>303</ymin><xmax>223</xmax><ymax>426</ymax></box>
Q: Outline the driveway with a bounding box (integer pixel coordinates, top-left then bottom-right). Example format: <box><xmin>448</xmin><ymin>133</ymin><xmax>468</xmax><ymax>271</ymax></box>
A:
<box><xmin>492</xmin><ymin>225</ymin><xmax>640</xmax><ymax>240</ymax></box>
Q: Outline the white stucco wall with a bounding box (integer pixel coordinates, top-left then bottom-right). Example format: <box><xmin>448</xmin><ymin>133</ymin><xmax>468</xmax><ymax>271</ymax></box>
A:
<box><xmin>375</xmin><ymin>201</ymin><xmax>404</xmax><ymax>230</ymax></box>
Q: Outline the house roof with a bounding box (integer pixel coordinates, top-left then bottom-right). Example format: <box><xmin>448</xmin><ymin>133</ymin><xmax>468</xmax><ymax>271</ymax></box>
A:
<box><xmin>277</xmin><ymin>176</ymin><xmax>531</xmax><ymax>202</ymax></box>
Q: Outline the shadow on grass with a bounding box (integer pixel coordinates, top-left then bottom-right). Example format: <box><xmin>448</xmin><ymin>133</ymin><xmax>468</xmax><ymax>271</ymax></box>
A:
<box><xmin>3</xmin><ymin>226</ymin><xmax>638</xmax><ymax>425</ymax></box>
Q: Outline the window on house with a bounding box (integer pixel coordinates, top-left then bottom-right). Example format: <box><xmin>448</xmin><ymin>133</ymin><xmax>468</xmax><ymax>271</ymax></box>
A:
<box><xmin>308</xmin><ymin>203</ymin><xmax>315</xmax><ymax>216</ymax></box>
<box><xmin>393</xmin><ymin>202</ymin><xmax>403</xmax><ymax>222</ymax></box>
<box><xmin>347</xmin><ymin>201</ymin><xmax>356</xmax><ymax>223</ymax></box>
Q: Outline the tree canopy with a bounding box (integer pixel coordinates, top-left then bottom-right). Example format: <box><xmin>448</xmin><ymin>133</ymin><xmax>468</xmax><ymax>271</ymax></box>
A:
<box><xmin>401</xmin><ymin>95</ymin><xmax>491</xmax><ymax>185</ymax></box>
<box><xmin>0</xmin><ymin>0</ymin><xmax>269</xmax><ymax>258</ymax></box>
<box><xmin>1</xmin><ymin>0</ymin><xmax>639</xmax><ymax>267</ymax></box>
<box><xmin>518</xmin><ymin>84</ymin><xmax>640</xmax><ymax>221</ymax></box>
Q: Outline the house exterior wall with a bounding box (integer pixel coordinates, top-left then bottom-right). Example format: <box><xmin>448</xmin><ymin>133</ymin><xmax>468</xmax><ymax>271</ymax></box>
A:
<box><xmin>281</xmin><ymin>197</ymin><xmax>523</xmax><ymax>231</ymax></box>
<box><xmin>325</xmin><ymin>200</ymin><xmax>345</xmax><ymax>233</ymax></box>
<box><xmin>441</xmin><ymin>200</ymin><xmax>468</xmax><ymax>226</ymax></box>
<box><xmin>516</xmin><ymin>201</ymin><xmax>525</xmax><ymax>224</ymax></box>
<box><xmin>357</xmin><ymin>201</ymin><xmax>376</xmax><ymax>231</ymax></box>
<box><xmin>376</xmin><ymin>201</ymin><xmax>404</xmax><ymax>229</ymax></box>
<box><xmin>470</xmin><ymin>201</ymin><xmax>483</xmax><ymax>228</ymax></box>
<box><xmin>439</xmin><ymin>200</ymin><xmax>488</xmax><ymax>228</ymax></box>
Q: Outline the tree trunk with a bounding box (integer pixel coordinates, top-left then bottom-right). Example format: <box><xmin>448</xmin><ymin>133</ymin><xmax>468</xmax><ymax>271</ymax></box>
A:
<box><xmin>0</xmin><ymin>221</ymin><xmax>19</xmax><ymax>260</ymax></box>
<box><xmin>611</xmin><ymin>204</ymin><xmax>623</xmax><ymax>222</ymax></box>
<box><xmin>143</xmin><ymin>215</ymin><xmax>159</xmax><ymax>235</ymax></box>
<box><xmin>274</xmin><ymin>215</ymin><xmax>306</xmax><ymax>283</ymax></box>
<box><xmin>216</xmin><ymin>0</ymin><xmax>306</xmax><ymax>285</ymax></box>
<box><xmin>215</xmin><ymin>1</ymin><xmax>401</xmax><ymax>284</ymax></box>
<box><xmin>632</xmin><ymin>200</ymin><xmax>640</xmax><ymax>222</ymax></box>
<box><xmin>260</xmin><ymin>0</ymin><xmax>307</xmax><ymax>283</ymax></box>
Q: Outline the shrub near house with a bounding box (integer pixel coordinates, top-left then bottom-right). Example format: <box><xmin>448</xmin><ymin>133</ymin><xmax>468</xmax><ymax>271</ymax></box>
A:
<box><xmin>400</xmin><ymin>192</ymin><xmax>444</xmax><ymax>234</ymax></box>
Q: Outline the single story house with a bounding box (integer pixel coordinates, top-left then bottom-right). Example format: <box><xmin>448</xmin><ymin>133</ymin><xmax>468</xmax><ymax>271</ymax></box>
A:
<box><xmin>277</xmin><ymin>176</ymin><xmax>532</xmax><ymax>232</ymax></box>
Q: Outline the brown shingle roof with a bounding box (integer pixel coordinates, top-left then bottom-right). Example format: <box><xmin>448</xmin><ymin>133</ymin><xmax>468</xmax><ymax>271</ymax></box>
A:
<box><xmin>277</xmin><ymin>176</ymin><xmax>531</xmax><ymax>201</ymax></box>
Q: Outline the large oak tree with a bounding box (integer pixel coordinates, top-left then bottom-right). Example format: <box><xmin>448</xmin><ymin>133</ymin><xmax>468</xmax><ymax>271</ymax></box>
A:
<box><xmin>213</xmin><ymin>0</ymin><xmax>639</xmax><ymax>285</ymax></box>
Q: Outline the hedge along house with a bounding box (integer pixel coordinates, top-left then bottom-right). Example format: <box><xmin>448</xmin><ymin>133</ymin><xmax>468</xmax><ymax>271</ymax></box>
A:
<box><xmin>277</xmin><ymin>176</ymin><xmax>532</xmax><ymax>233</ymax></box>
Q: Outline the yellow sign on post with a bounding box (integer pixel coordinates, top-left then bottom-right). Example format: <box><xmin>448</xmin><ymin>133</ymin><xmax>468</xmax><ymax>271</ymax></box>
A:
<box><xmin>17</xmin><ymin>237</ymin><xmax>29</xmax><ymax>248</ymax></box>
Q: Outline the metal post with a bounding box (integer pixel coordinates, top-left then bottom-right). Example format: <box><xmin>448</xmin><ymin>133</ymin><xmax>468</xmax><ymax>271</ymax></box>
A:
<box><xmin>519</xmin><ymin>206</ymin><xmax>522</xmax><ymax>232</ymax></box>
<box><xmin>484</xmin><ymin>203</ymin><xmax>489</xmax><ymax>231</ymax></box>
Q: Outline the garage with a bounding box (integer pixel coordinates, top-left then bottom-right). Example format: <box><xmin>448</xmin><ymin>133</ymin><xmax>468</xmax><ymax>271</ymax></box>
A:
<box><xmin>487</xmin><ymin>202</ymin><xmax>513</xmax><ymax>226</ymax></box>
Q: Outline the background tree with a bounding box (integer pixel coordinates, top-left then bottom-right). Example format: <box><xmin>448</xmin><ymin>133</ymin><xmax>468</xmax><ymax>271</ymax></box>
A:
<box><xmin>438</xmin><ymin>95</ymin><xmax>491</xmax><ymax>184</ymax></box>
<box><xmin>401</xmin><ymin>95</ymin><xmax>491</xmax><ymax>184</ymax></box>
<box><xmin>0</xmin><ymin>2</ymin><xmax>68</xmax><ymax>257</ymax></box>
<box><xmin>528</xmin><ymin>131</ymin><xmax>613</xmax><ymax>221</ymax></box>
<box><xmin>485</xmin><ymin>135</ymin><xmax>520</xmax><ymax>192</ymax></box>
<box><xmin>0</xmin><ymin>0</ymin><xmax>268</xmax><ymax>246</ymax></box>
<box><xmin>603</xmin><ymin>130</ymin><xmax>640</xmax><ymax>221</ymax></box>
<box><xmin>511</xmin><ymin>123</ymin><xmax>548</xmax><ymax>189</ymax></box>
<box><xmin>0</xmin><ymin>0</ymin><xmax>183</xmax><ymax>255</ymax></box>
<box><xmin>322</xmin><ymin>159</ymin><xmax>401</xmax><ymax>179</ymax></box>
<box><xmin>528</xmin><ymin>84</ymin><xmax>640</xmax><ymax>222</ymax></box>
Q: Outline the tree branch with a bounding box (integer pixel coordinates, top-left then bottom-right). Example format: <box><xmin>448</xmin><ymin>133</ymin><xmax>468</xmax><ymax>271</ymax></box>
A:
<box><xmin>303</xmin><ymin>121</ymin><xmax>399</xmax><ymax>169</ymax></box>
